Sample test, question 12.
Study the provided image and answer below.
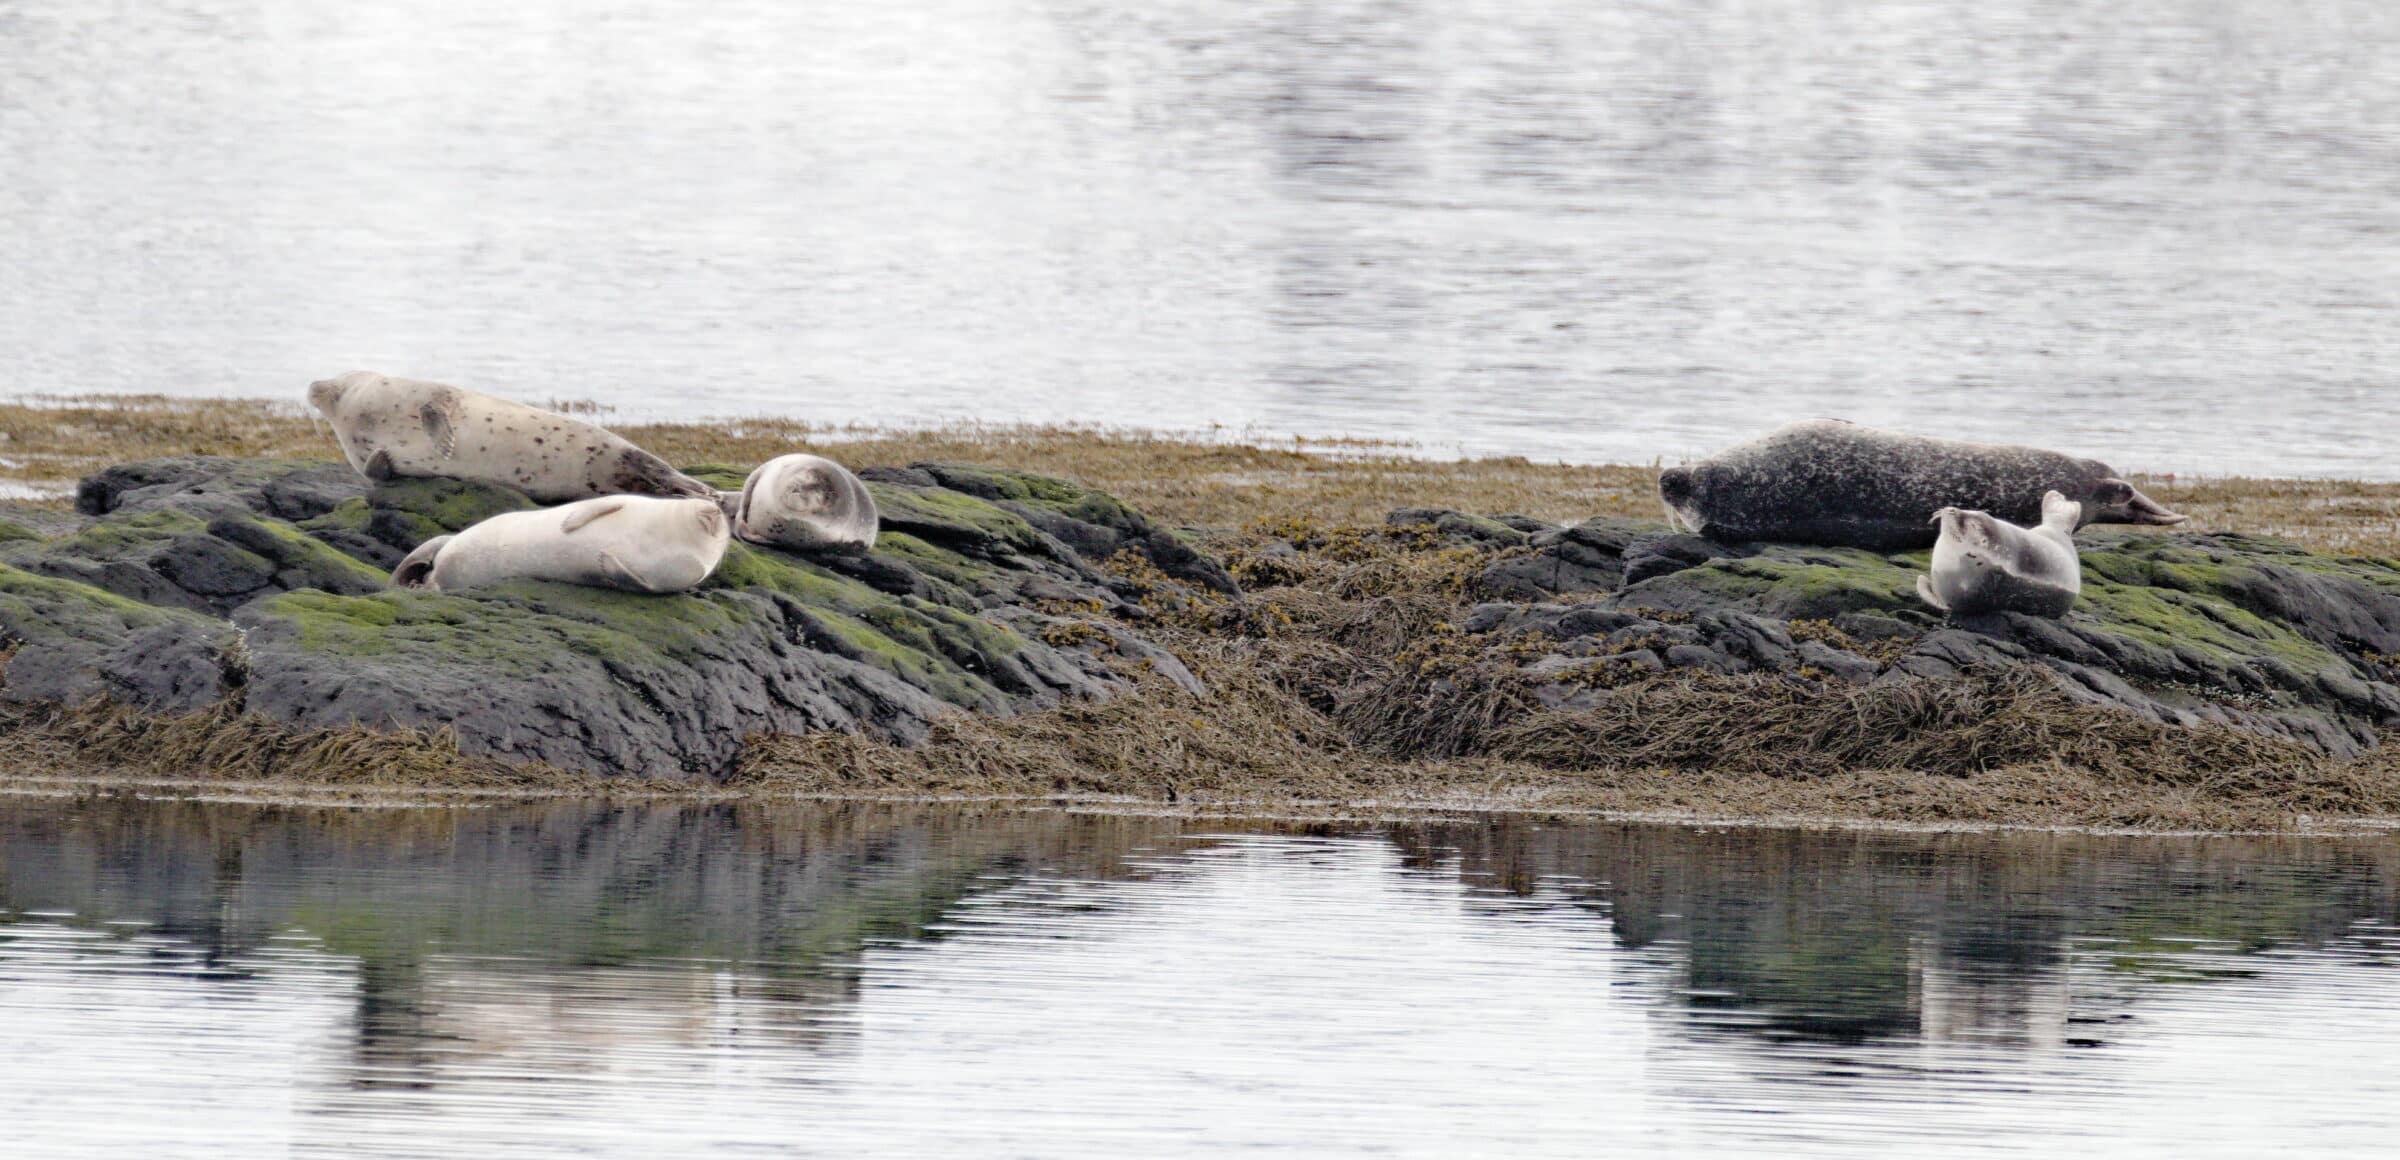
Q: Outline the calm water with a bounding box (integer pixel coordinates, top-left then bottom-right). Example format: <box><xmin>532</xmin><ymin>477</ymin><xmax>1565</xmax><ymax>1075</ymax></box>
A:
<box><xmin>2</xmin><ymin>1</ymin><xmax>2396</xmax><ymax>476</ymax></box>
<box><xmin>2</xmin><ymin>795</ymin><xmax>2398</xmax><ymax>1156</ymax></box>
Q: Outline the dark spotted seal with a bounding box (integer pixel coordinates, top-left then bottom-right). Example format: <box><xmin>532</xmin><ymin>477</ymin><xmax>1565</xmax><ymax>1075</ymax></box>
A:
<box><xmin>1657</xmin><ymin>420</ymin><xmax>2185</xmax><ymax>549</ymax></box>
<box><xmin>308</xmin><ymin>371</ymin><xmax>713</xmax><ymax>503</ymax></box>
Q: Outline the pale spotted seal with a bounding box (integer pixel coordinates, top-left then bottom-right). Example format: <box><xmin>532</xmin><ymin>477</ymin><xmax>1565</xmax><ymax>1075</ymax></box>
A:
<box><xmin>1657</xmin><ymin>419</ymin><xmax>2186</xmax><ymax>549</ymax></box>
<box><xmin>725</xmin><ymin>453</ymin><xmax>878</xmax><ymax>553</ymax></box>
<box><xmin>391</xmin><ymin>495</ymin><xmax>730</xmax><ymax>594</ymax></box>
<box><xmin>308</xmin><ymin>371</ymin><xmax>712</xmax><ymax>503</ymax></box>
<box><xmin>1915</xmin><ymin>491</ymin><xmax>2082</xmax><ymax>619</ymax></box>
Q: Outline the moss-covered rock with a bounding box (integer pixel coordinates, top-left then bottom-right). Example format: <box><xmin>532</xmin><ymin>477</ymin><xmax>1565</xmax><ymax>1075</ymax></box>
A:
<box><xmin>0</xmin><ymin>563</ymin><xmax>236</xmax><ymax>712</ymax></box>
<box><xmin>1457</xmin><ymin>511</ymin><xmax>2400</xmax><ymax>755</ymax></box>
<box><xmin>0</xmin><ymin>456</ymin><xmax>1213</xmax><ymax>779</ymax></box>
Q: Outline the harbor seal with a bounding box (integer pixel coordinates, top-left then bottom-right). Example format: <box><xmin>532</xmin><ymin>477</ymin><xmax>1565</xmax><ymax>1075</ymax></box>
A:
<box><xmin>308</xmin><ymin>371</ymin><xmax>713</xmax><ymax>504</ymax></box>
<box><xmin>726</xmin><ymin>453</ymin><xmax>878</xmax><ymax>553</ymax></box>
<box><xmin>1915</xmin><ymin>491</ymin><xmax>2082</xmax><ymax>618</ymax></box>
<box><xmin>391</xmin><ymin>495</ymin><xmax>730</xmax><ymax>594</ymax></box>
<box><xmin>1657</xmin><ymin>420</ymin><xmax>2186</xmax><ymax>549</ymax></box>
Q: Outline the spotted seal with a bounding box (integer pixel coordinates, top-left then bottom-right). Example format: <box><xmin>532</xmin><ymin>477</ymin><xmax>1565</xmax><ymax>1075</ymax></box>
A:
<box><xmin>1657</xmin><ymin>420</ymin><xmax>2186</xmax><ymax>549</ymax></box>
<box><xmin>308</xmin><ymin>371</ymin><xmax>712</xmax><ymax>503</ymax></box>
<box><xmin>725</xmin><ymin>453</ymin><xmax>878</xmax><ymax>553</ymax></box>
<box><xmin>391</xmin><ymin>495</ymin><xmax>730</xmax><ymax>594</ymax></box>
<box><xmin>1916</xmin><ymin>491</ymin><xmax>2083</xmax><ymax>618</ymax></box>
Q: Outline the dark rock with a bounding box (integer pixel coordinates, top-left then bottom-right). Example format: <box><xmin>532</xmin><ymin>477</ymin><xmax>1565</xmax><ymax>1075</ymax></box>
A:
<box><xmin>1453</xmin><ymin>504</ymin><xmax>2400</xmax><ymax>755</ymax></box>
<box><xmin>1795</xmin><ymin>640</ymin><xmax>1879</xmax><ymax>684</ymax></box>
<box><xmin>0</xmin><ymin>566</ymin><xmax>236</xmax><ymax>712</ymax></box>
<box><xmin>0</xmin><ymin>457</ymin><xmax>1230</xmax><ymax>779</ymax></box>
<box><xmin>1386</xmin><ymin>508</ymin><xmax>1543</xmax><ymax>549</ymax></box>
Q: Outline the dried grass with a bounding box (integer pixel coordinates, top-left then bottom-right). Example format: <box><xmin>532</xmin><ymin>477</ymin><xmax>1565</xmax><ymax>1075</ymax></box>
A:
<box><xmin>2</xmin><ymin>395</ymin><xmax>2397</xmax><ymax>830</ymax></box>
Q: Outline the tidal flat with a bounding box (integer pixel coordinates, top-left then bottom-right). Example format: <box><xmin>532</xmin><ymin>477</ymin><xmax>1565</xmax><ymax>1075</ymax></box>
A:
<box><xmin>1</xmin><ymin>395</ymin><xmax>2398</xmax><ymax>833</ymax></box>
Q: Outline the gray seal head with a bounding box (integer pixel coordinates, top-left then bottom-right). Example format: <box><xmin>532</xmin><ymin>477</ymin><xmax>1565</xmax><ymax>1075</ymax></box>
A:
<box><xmin>726</xmin><ymin>453</ymin><xmax>878</xmax><ymax>554</ymax></box>
<box><xmin>1658</xmin><ymin>419</ymin><xmax>2185</xmax><ymax>549</ymax></box>
<box><xmin>1915</xmin><ymin>491</ymin><xmax>2083</xmax><ymax>619</ymax></box>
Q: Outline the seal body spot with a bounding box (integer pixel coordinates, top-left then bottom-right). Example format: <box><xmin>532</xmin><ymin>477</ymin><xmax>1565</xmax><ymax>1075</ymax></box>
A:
<box><xmin>1918</xmin><ymin>491</ymin><xmax>2083</xmax><ymax>619</ymax></box>
<box><xmin>307</xmin><ymin>371</ymin><xmax>713</xmax><ymax>503</ymax></box>
<box><xmin>388</xmin><ymin>495</ymin><xmax>730</xmax><ymax>595</ymax></box>
<box><xmin>1657</xmin><ymin>419</ymin><xmax>2186</xmax><ymax>549</ymax></box>
<box><xmin>729</xmin><ymin>453</ymin><xmax>878</xmax><ymax>554</ymax></box>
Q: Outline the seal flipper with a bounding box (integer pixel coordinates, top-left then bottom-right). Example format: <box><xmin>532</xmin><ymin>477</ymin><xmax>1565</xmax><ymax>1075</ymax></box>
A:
<box><xmin>561</xmin><ymin>500</ymin><xmax>627</xmax><ymax>534</ymax></box>
<box><xmin>419</xmin><ymin>388</ymin><xmax>464</xmax><ymax>458</ymax></box>
<box><xmin>362</xmin><ymin>448</ymin><xmax>397</xmax><ymax>482</ymax></box>
<box><xmin>1914</xmin><ymin>573</ymin><xmax>1949</xmax><ymax>613</ymax></box>
<box><xmin>597</xmin><ymin>550</ymin><xmax>660</xmax><ymax>593</ymax></box>
<box><xmin>392</xmin><ymin>535</ymin><xmax>452</xmax><ymax>590</ymax></box>
<box><xmin>612</xmin><ymin>448</ymin><xmax>713</xmax><ymax>499</ymax></box>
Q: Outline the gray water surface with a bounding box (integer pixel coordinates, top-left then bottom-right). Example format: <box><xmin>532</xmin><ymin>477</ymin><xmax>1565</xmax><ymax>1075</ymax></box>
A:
<box><xmin>2</xmin><ymin>795</ymin><xmax>2397</xmax><ymax>1157</ymax></box>
<box><xmin>2</xmin><ymin>1</ymin><xmax>2396</xmax><ymax>476</ymax></box>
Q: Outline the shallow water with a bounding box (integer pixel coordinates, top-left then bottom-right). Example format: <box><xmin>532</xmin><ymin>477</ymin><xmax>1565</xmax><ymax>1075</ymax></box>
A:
<box><xmin>2</xmin><ymin>796</ymin><xmax>2398</xmax><ymax>1156</ymax></box>
<box><xmin>2</xmin><ymin>1</ymin><xmax>2396</xmax><ymax>476</ymax></box>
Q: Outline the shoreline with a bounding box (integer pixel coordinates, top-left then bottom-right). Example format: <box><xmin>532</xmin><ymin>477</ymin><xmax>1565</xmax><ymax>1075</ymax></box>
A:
<box><xmin>0</xmin><ymin>397</ymin><xmax>2396</xmax><ymax>834</ymax></box>
<box><xmin>9</xmin><ymin>772</ymin><xmax>2398</xmax><ymax>840</ymax></box>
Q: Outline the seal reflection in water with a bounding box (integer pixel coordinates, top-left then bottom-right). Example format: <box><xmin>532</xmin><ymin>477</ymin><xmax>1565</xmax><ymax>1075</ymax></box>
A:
<box><xmin>1916</xmin><ymin>491</ymin><xmax>2083</xmax><ymax>619</ymax></box>
<box><xmin>1658</xmin><ymin>419</ymin><xmax>2185</xmax><ymax>550</ymax></box>
<box><xmin>391</xmin><ymin>496</ymin><xmax>731</xmax><ymax>595</ymax></box>
<box><xmin>307</xmin><ymin>370</ymin><xmax>714</xmax><ymax>504</ymax></box>
<box><xmin>726</xmin><ymin>453</ymin><xmax>878</xmax><ymax>553</ymax></box>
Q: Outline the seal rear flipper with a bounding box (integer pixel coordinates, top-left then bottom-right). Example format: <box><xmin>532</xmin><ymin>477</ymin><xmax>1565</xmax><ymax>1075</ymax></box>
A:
<box><xmin>419</xmin><ymin>388</ymin><xmax>464</xmax><ymax>458</ymax></box>
<box><xmin>362</xmin><ymin>448</ymin><xmax>397</xmax><ymax>482</ymax></box>
<box><xmin>615</xmin><ymin>448</ymin><xmax>714</xmax><ymax>499</ymax></box>
<box><xmin>561</xmin><ymin>500</ymin><xmax>627</xmax><ymax>534</ymax></box>
<box><xmin>1914</xmin><ymin>573</ymin><xmax>1949</xmax><ymax>614</ymax></box>
<box><xmin>597</xmin><ymin>550</ymin><xmax>663</xmax><ymax>593</ymax></box>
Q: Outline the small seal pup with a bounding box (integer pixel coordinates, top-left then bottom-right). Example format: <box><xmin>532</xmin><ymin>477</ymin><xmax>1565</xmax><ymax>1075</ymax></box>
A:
<box><xmin>725</xmin><ymin>453</ymin><xmax>878</xmax><ymax>553</ymax></box>
<box><xmin>391</xmin><ymin>495</ymin><xmax>730</xmax><ymax>594</ymax></box>
<box><xmin>1657</xmin><ymin>419</ymin><xmax>2186</xmax><ymax>549</ymax></box>
<box><xmin>1915</xmin><ymin>491</ymin><xmax>2082</xmax><ymax>618</ymax></box>
<box><xmin>308</xmin><ymin>371</ymin><xmax>713</xmax><ymax>503</ymax></box>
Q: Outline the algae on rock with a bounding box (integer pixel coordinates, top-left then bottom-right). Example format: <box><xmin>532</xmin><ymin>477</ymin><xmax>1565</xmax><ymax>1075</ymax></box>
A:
<box><xmin>0</xmin><ymin>456</ymin><xmax>1215</xmax><ymax>779</ymax></box>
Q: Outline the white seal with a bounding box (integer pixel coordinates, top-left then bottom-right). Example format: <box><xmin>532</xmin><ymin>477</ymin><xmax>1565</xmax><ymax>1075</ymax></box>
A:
<box><xmin>726</xmin><ymin>453</ymin><xmax>878</xmax><ymax>553</ymax></box>
<box><xmin>1916</xmin><ymin>490</ymin><xmax>2083</xmax><ymax>618</ymax></box>
<box><xmin>308</xmin><ymin>371</ymin><xmax>712</xmax><ymax>503</ymax></box>
<box><xmin>391</xmin><ymin>495</ymin><xmax>731</xmax><ymax>594</ymax></box>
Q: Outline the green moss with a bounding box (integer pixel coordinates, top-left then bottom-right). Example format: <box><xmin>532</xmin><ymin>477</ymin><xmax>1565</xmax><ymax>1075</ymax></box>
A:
<box><xmin>218</xmin><ymin>513</ymin><xmax>391</xmax><ymax>587</ymax></box>
<box><xmin>680</xmin><ymin>464</ymin><xmax>755</xmax><ymax>492</ymax></box>
<box><xmin>42</xmin><ymin>509</ymin><xmax>207</xmax><ymax>559</ymax></box>
<box><xmin>867</xmin><ymin>532</ymin><xmax>1006</xmax><ymax>607</ymax></box>
<box><xmin>869</xmin><ymin>484</ymin><xmax>1051</xmax><ymax>554</ymax></box>
<box><xmin>0</xmin><ymin>519</ymin><xmax>43</xmax><ymax>544</ymax></box>
<box><xmin>702</xmin><ymin>540</ymin><xmax>1027</xmax><ymax>706</ymax></box>
<box><xmin>925</xmin><ymin>463</ymin><xmax>1089</xmax><ymax>507</ymax></box>
<box><xmin>299</xmin><ymin>497</ymin><xmax>374</xmax><ymax>536</ymax></box>
<box><xmin>0</xmin><ymin>562</ymin><xmax>223</xmax><ymax>645</ymax></box>
<box><xmin>367</xmin><ymin>477</ymin><xmax>536</xmax><ymax>532</ymax></box>
<box><xmin>1619</xmin><ymin>551</ymin><xmax>1924</xmax><ymax>621</ymax></box>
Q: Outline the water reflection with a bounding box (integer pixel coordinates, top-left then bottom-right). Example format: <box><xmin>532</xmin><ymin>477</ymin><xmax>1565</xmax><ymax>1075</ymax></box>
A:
<box><xmin>2</xmin><ymin>796</ymin><xmax>2398</xmax><ymax>1155</ymax></box>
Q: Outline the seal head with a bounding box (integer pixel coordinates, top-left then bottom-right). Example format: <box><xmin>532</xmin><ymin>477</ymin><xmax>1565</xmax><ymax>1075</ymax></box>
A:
<box><xmin>730</xmin><ymin>453</ymin><xmax>878</xmax><ymax>553</ymax></box>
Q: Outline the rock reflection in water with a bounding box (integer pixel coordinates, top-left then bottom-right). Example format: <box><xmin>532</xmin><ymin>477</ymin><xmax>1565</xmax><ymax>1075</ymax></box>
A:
<box><xmin>3</xmin><ymin>797</ymin><xmax>2398</xmax><ymax>1155</ymax></box>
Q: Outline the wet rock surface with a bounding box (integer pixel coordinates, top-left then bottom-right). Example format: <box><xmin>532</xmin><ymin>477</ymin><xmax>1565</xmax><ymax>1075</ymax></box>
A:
<box><xmin>1456</xmin><ymin>513</ymin><xmax>2400</xmax><ymax>755</ymax></box>
<box><xmin>0</xmin><ymin>457</ymin><xmax>1212</xmax><ymax>779</ymax></box>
